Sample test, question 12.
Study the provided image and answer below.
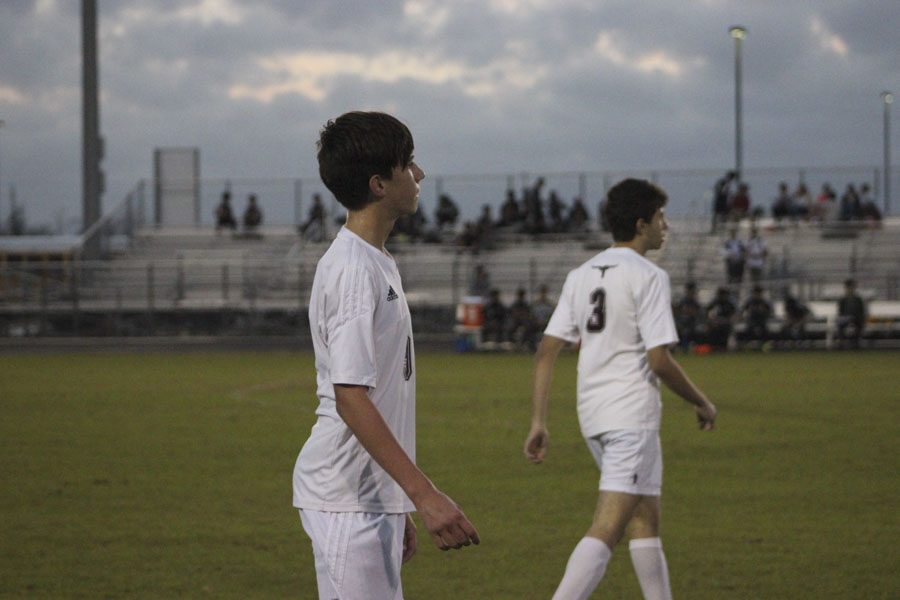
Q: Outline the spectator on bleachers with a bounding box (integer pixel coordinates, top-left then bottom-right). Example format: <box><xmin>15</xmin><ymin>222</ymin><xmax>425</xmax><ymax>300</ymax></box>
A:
<box><xmin>435</xmin><ymin>193</ymin><xmax>460</xmax><ymax>231</ymax></box>
<box><xmin>468</xmin><ymin>264</ymin><xmax>491</xmax><ymax>300</ymax></box>
<box><xmin>839</xmin><ymin>184</ymin><xmax>861</xmax><ymax>221</ymax></box>
<box><xmin>499</xmin><ymin>189</ymin><xmax>521</xmax><ymax>227</ymax></box>
<box><xmin>706</xmin><ymin>287</ymin><xmax>737</xmax><ymax>350</ymax></box>
<box><xmin>547</xmin><ymin>191</ymin><xmax>566</xmax><ymax>232</ymax></box>
<box><xmin>508</xmin><ymin>288</ymin><xmax>538</xmax><ymax>350</ymax></box>
<box><xmin>598</xmin><ymin>199</ymin><xmax>610</xmax><ymax>233</ymax></box>
<box><xmin>215</xmin><ymin>191</ymin><xmax>237</xmax><ymax>234</ymax></box>
<box><xmin>772</xmin><ymin>181</ymin><xmax>792</xmax><ymax>224</ymax></box>
<box><xmin>568</xmin><ymin>197</ymin><xmax>589</xmax><ymax>232</ymax></box>
<box><xmin>531</xmin><ymin>284</ymin><xmax>555</xmax><ymax>331</ymax></box>
<box><xmin>523</xmin><ymin>178</ymin><xmax>547</xmax><ymax>235</ymax></box>
<box><xmin>746</xmin><ymin>227</ymin><xmax>768</xmax><ymax>282</ymax></box>
<box><xmin>712</xmin><ymin>170</ymin><xmax>736</xmax><ymax>232</ymax></box>
<box><xmin>859</xmin><ymin>183</ymin><xmax>883</xmax><ymax>224</ymax></box>
<box><xmin>740</xmin><ymin>285</ymin><xmax>773</xmax><ymax>346</ymax></box>
<box><xmin>242</xmin><ymin>194</ymin><xmax>263</xmax><ymax>233</ymax></box>
<box><xmin>781</xmin><ymin>287</ymin><xmax>811</xmax><ymax>345</ymax></box>
<box><xmin>482</xmin><ymin>288</ymin><xmax>508</xmax><ymax>346</ymax></box>
<box><xmin>837</xmin><ymin>278</ymin><xmax>867</xmax><ymax>348</ymax></box>
<box><xmin>477</xmin><ymin>204</ymin><xmax>495</xmax><ymax>249</ymax></box>
<box><xmin>299</xmin><ymin>193</ymin><xmax>326</xmax><ymax>241</ymax></box>
<box><xmin>814</xmin><ymin>183</ymin><xmax>837</xmax><ymax>222</ymax></box>
<box><xmin>729</xmin><ymin>182</ymin><xmax>751</xmax><ymax>222</ymax></box>
<box><xmin>673</xmin><ymin>281</ymin><xmax>703</xmax><ymax>351</ymax></box>
<box><xmin>792</xmin><ymin>182</ymin><xmax>812</xmax><ymax>220</ymax></box>
<box><xmin>723</xmin><ymin>229</ymin><xmax>746</xmax><ymax>284</ymax></box>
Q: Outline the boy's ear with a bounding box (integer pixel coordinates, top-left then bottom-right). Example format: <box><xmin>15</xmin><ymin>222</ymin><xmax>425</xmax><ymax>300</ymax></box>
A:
<box><xmin>368</xmin><ymin>174</ymin><xmax>386</xmax><ymax>200</ymax></box>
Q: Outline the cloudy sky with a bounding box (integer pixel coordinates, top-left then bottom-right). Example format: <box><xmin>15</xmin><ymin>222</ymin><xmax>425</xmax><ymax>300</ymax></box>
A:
<box><xmin>0</xmin><ymin>0</ymin><xmax>898</xmax><ymax>230</ymax></box>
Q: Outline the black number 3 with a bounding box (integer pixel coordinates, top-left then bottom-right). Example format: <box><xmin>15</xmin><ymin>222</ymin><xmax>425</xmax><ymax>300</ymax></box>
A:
<box><xmin>586</xmin><ymin>288</ymin><xmax>606</xmax><ymax>332</ymax></box>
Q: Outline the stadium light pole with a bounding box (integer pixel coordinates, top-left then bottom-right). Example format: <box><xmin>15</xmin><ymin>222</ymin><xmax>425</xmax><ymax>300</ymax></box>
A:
<box><xmin>882</xmin><ymin>91</ymin><xmax>893</xmax><ymax>215</ymax></box>
<box><xmin>0</xmin><ymin>119</ymin><xmax>4</xmax><ymax>234</ymax></box>
<box><xmin>729</xmin><ymin>25</ymin><xmax>747</xmax><ymax>184</ymax></box>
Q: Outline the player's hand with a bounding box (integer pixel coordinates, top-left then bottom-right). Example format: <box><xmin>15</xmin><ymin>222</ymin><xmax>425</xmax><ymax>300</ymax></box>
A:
<box><xmin>696</xmin><ymin>400</ymin><xmax>717</xmax><ymax>431</ymax></box>
<box><xmin>524</xmin><ymin>424</ymin><xmax>549</xmax><ymax>463</ymax></box>
<box><xmin>402</xmin><ymin>513</ymin><xmax>418</xmax><ymax>564</ymax></box>
<box><xmin>415</xmin><ymin>488</ymin><xmax>480</xmax><ymax>551</ymax></box>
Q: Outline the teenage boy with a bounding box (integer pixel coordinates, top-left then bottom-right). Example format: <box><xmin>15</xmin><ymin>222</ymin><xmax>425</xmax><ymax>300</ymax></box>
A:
<box><xmin>524</xmin><ymin>178</ymin><xmax>717</xmax><ymax>600</ymax></box>
<box><xmin>294</xmin><ymin>111</ymin><xmax>479</xmax><ymax>600</ymax></box>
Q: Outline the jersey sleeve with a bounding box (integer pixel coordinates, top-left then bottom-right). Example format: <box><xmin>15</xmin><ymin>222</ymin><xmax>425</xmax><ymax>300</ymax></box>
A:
<box><xmin>544</xmin><ymin>271</ymin><xmax>580</xmax><ymax>344</ymax></box>
<box><xmin>325</xmin><ymin>264</ymin><xmax>378</xmax><ymax>388</ymax></box>
<box><xmin>636</xmin><ymin>269</ymin><xmax>678</xmax><ymax>350</ymax></box>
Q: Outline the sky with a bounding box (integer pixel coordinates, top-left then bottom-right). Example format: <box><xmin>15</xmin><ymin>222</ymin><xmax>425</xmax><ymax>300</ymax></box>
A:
<box><xmin>0</xmin><ymin>0</ymin><xmax>898</xmax><ymax>231</ymax></box>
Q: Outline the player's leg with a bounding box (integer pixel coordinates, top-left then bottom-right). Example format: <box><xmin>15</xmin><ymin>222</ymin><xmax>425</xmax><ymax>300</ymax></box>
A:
<box><xmin>300</xmin><ymin>510</ymin><xmax>405</xmax><ymax>600</ymax></box>
<box><xmin>627</xmin><ymin>496</ymin><xmax>672</xmax><ymax>600</ymax></box>
<box><xmin>552</xmin><ymin>430</ymin><xmax>653</xmax><ymax>600</ymax></box>
<box><xmin>624</xmin><ymin>430</ymin><xmax>672</xmax><ymax>600</ymax></box>
<box><xmin>552</xmin><ymin>490</ymin><xmax>640</xmax><ymax>600</ymax></box>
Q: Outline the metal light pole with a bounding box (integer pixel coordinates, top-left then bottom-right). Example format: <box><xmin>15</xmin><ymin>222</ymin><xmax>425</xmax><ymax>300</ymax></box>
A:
<box><xmin>729</xmin><ymin>26</ymin><xmax>747</xmax><ymax>184</ymax></box>
<box><xmin>882</xmin><ymin>91</ymin><xmax>893</xmax><ymax>215</ymax></box>
<box><xmin>82</xmin><ymin>0</ymin><xmax>103</xmax><ymax>232</ymax></box>
<box><xmin>0</xmin><ymin>119</ymin><xmax>5</xmax><ymax>234</ymax></box>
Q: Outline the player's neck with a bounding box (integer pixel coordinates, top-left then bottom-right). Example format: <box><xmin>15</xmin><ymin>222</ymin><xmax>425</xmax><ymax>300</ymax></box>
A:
<box><xmin>345</xmin><ymin>208</ymin><xmax>395</xmax><ymax>252</ymax></box>
<box><xmin>612</xmin><ymin>237</ymin><xmax>649</xmax><ymax>256</ymax></box>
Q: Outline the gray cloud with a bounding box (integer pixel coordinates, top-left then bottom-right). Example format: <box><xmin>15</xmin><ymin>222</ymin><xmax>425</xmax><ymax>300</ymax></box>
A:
<box><xmin>0</xmin><ymin>0</ymin><xmax>897</xmax><ymax>228</ymax></box>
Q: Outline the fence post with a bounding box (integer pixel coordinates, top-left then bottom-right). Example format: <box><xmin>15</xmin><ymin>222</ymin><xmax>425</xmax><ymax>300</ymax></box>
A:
<box><xmin>70</xmin><ymin>260</ymin><xmax>80</xmax><ymax>335</ymax></box>
<box><xmin>222</xmin><ymin>263</ymin><xmax>229</xmax><ymax>301</ymax></box>
<box><xmin>147</xmin><ymin>263</ymin><xmax>155</xmax><ymax>335</ymax></box>
<box><xmin>451</xmin><ymin>255</ymin><xmax>460</xmax><ymax>309</ymax></box>
<box><xmin>294</xmin><ymin>179</ymin><xmax>303</xmax><ymax>228</ymax></box>
<box><xmin>529</xmin><ymin>257</ymin><xmax>537</xmax><ymax>300</ymax></box>
<box><xmin>40</xmin><ymin>272</ymin><xmax>49</xmax><ymax>336</ymax></box>
<box><xmin>176</xmin><ymin>255</ymin><xmax>185</xmax><ymax>303</ymax></box>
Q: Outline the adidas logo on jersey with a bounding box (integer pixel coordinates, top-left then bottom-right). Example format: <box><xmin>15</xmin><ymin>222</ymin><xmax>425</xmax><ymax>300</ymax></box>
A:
<box><xmin>387</xmin><ymin>286</ymin><xmax>399</xmax><ymax>301</ymax></box>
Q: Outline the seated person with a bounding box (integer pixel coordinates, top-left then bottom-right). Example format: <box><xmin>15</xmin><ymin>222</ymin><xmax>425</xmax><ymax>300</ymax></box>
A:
<box><xmin>781</xmin><ymin>287</ymin><xmax>811</xmax><ymax>343</ymax></box>
<box><xmin>299</xmin><ymin>193</ymin><xmax>325</xmax><ymax>241</ymax></box>
<box><xmin>243</xmin><ymin>194</ymin><xmax>263</xmax><ymax>233</ymax></box>
<box><xmin>673</xmin><ymin>281</ymin><xmax>703</xmax><ymax>351</ymax></box>
<box><xmin>507</xmin><ymin>288</ymin><xmax>538</xmax><ymax>350</ymax></box>
<box><xmin>482</xmin><ymin>289</ymin><xmax>508</xmax><ymax>345</ymax></box>
<box><xmin>215</xmin><ymin>191</ymin><xmax>237</xmax><ymax>233</ymax></box>
<box><xmin>837</xmin><ymin>278</ymin><xmax>866</xmax><ymax>348</ymax></box>
<box><xmin>705</xmin><ymin>287</ymin><xmax>737</xmax><ymax>350</ymax></box>
<box><xmin>740</xmin><ymin>285</ymin><xmax>772</xmax><ymax>344</ymax></box>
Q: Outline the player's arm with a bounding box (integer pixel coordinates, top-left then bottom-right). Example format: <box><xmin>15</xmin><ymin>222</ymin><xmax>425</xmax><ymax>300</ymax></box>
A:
<box><xmin>333</xmin><ymin>384</ymin><xmax>480</xmax><ymax>551</ymax></box>
<box><xmin>524</xmin><ymin>334</ymin><xmax>567</xmax><ymax>463</ymax></box>
<box><xmin>646</xmin><ymin>345</ymin><xmax>717</xmax><ymax>430</ymax></box>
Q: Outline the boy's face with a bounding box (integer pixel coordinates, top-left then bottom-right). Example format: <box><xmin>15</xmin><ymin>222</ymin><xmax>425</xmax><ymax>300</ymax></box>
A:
<box><xmin>382</xmin><ymin>159</ymin><xmax>425</xmax><ymax>216</ymax></box>
<box><xmin>643</xmin><ymin>207</ymin><xmax>668</xmax><ymax>250</ymax></box>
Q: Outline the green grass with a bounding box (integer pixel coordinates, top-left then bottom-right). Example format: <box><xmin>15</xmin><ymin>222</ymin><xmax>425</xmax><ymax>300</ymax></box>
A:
<box><xmin>1</xmin><ymin>350</ymin><xmax>898</xmax><ymax>599</ymax></box>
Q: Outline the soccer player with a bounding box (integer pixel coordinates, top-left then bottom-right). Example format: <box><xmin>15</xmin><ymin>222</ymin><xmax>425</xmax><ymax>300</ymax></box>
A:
<box><xmin>524</xmin><ymin>178</ymin><xmax>717</xmax><ymax>600</ymax></box>
<box><xmin>293</xmin><ymin>111</ymin><xmax>479</xmax><ymax>600</ymax></box>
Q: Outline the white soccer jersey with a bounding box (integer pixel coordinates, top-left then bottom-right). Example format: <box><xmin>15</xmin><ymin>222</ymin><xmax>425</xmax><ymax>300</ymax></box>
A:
<box><xmin>544</xmin><ymin>247</ymin><xmax>678</xmax><ymax>437</ymax></box>
<box><xmin>293</xmin><ymin>227</ymin><xmax>416</xmax><ymax>514</ymax></box>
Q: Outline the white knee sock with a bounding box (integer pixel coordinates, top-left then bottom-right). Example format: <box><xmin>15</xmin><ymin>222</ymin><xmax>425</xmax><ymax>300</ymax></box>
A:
<box><xmin>551</xmin><ymin>536</ymin><xmax>612</xmax><ymax>600</ymax></box>
<box><xmin>629</xmin><ymin>537</ymin><xmax>672</xmax><ymax>600</ymax></box>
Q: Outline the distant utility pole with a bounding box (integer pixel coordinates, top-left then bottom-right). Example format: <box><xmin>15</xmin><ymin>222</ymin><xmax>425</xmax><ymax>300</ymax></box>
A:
<box><xmin>82</xmin><ymin>0</ymin><xmax>103</xmax><ymax>233</ymax></box>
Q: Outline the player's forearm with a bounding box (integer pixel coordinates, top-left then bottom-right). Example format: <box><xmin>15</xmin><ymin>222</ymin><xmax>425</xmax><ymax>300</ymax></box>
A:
<box><xmin>334</xmin><ymin>385</ymin><xmax>435</xmax><ymax>503</ymax></box>
<box><xmin>530</xmin><ymin>336</ymin><xmax>563</xmax><ymax>425</ymax></box>
<box><xmin>649</xmin><ymin>349</ymin><xmax>709</xmax><ymax>408</ymax></box>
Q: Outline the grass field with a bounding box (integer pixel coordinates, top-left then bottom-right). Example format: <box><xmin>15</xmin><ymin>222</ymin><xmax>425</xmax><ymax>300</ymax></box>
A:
<box><xmin>1</xmin><ymin>349</ymin><xmax>898</xmax><ymax>599</ymax></box>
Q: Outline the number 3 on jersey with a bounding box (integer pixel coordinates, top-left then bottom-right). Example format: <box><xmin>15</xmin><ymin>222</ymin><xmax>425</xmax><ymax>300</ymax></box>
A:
<box><xmin>587</xmin><ymin>288</ymin><xmax>606</xmax><ymax>332</ymax></box>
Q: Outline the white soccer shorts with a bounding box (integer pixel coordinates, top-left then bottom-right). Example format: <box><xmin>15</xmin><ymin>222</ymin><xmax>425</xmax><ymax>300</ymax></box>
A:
<box><xmin>585</xmin><ymin>429</ymin><xmax>663</xmax><ymax>496</ymax></box>
<box><xmin>299</xmin><ymin>509</ymin><xmax>405</xmax><ymax>600</ymax></box>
